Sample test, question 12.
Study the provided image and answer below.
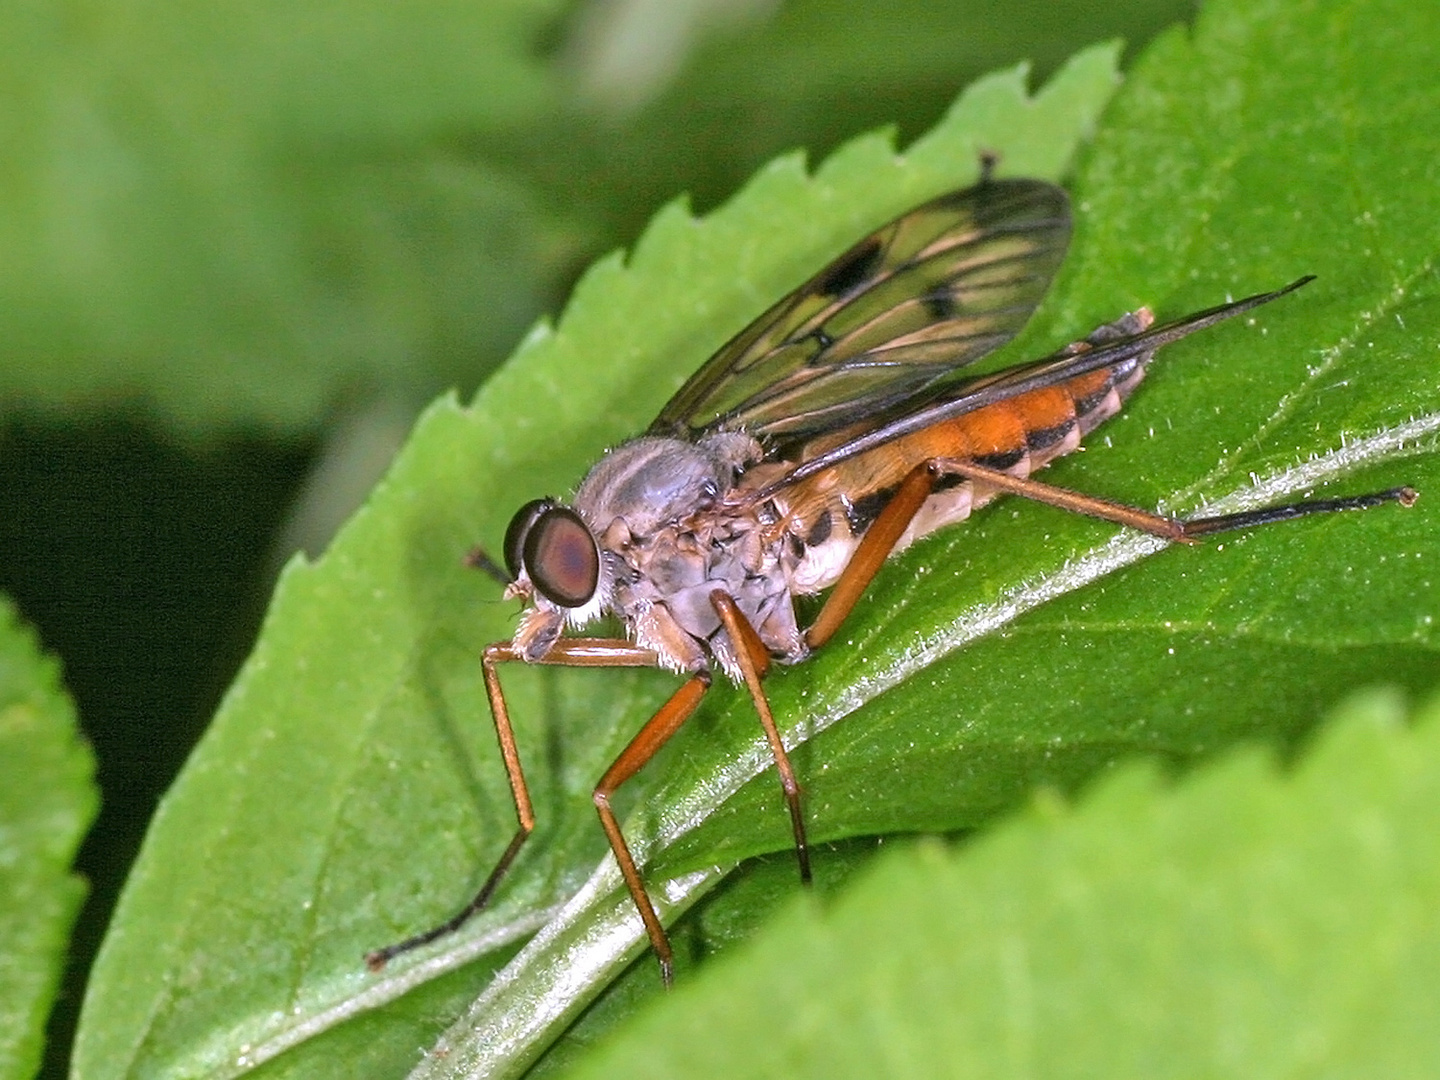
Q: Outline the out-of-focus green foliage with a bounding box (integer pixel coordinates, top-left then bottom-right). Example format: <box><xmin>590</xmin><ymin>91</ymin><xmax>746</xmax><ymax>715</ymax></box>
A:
<box><xmin>0</xmin><ymin>600</ymin><xmax>95</xmax><ymax>1080</ymax></box>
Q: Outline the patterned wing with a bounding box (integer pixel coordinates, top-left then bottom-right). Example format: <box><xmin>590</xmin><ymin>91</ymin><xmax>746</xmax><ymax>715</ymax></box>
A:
<box><xmin>648</xmin><ymin>177</ymin><xmax>1071</xmax><ymax>443</ymax></box>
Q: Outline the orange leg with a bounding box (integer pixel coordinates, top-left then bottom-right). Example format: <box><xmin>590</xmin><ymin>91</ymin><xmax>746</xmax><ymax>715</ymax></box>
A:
<box><xmin>590</xmin><ymin>588</ymin><xmax>827</xmax><ymax>985</ymax></box>
<box><xmin>808</xmin><ymin>459</ymin><xmax>1415</xmax><ymax>650</ymax></box>
<box><xmin>711</xmin><ymin>590</ymin><xmax>811</xmax><ymax>884</ymax></box>
<box><xmin>592</xmin><ymin>671</ymin><xmax>713</xmax><ymax>987</ymax></box>
<box><xmin>366</xmin><ymin>637</ymin><xmax>661</xmax><ymax>971</ymax></box>
<box><xmin>807</xmin><ymin>462</ymin><xmax>939</xmax><ymax>649</ymax></box>
<box><xmin>591</xmin><ymin>589</ymin><xmax>821</xmax><ymax>985</ymax></box>
<box><xmin>933</xmin><ymin>459</ymin><xmax>1415</xmax><ymax>540</ymax></box>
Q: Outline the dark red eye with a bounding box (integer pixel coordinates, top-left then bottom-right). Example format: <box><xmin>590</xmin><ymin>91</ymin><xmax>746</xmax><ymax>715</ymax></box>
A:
<box><xmin>523</xmin><ymin>506</ymin><xmax>599</xmax><ymax>608</ymax></box>
<box><xmin>503</xmin><ymin>499</ymin><xmax>552</xmax><ymax>582</ymax></box>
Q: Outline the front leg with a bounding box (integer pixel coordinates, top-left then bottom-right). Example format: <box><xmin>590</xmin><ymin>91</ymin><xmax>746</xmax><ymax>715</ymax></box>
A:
<box><xmin>592</xmin><ymin>669</ymin><xmax>714</xmax><ymax>987</ymax></box>
<box><xmin>711</xmin><ymin>590</ymin><xmax>811</xmax><ymax>884</ymax></box>
<box><xmin>366</xmin><ymin>637</ymin><xmax>661</xmax><ymax>971</ymax></box>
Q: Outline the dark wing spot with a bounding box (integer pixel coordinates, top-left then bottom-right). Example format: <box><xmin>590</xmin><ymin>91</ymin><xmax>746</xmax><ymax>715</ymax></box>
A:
<box><xmin>978</xmin><ymin>149</ymin><xmax>998</xmax><ymax>184</ymax></box>
<box><xmin>923</xmin><ymin>288</ymin><xmax>959</xmax><ymax>320</ymax></box>
<box><xmin>818</xmin><ymin>237</ymin><xmax>884</xmax><ymax>297</ymax></box>
<box><xmin>804</xmin><ymin>510</ymin><xmax>833</xmax><ymax>547</ymax></box>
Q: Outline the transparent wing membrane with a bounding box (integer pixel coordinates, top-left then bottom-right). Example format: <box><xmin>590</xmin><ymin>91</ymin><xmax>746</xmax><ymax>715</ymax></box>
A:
<box><xmin>650</xmin><ymin>178</ymin><xmax>1071</xmax><ymax>442</ymax></box>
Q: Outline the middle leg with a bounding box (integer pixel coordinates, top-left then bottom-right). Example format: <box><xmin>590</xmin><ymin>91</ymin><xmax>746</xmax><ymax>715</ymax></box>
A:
<box><xmin>710</xmin><ymin>590</ymin><xmax>811</xmax><ymax>883</ymax></box>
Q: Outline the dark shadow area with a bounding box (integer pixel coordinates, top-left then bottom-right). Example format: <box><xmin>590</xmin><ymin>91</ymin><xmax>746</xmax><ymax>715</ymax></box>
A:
<box><xmin>0</xmin><ymin>416</ymin><xmax>314</xmax><ymax>1078</ymax></box>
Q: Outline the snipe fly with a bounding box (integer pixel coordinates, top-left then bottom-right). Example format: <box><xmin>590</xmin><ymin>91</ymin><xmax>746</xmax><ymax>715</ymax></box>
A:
<box><xmin>368</xmin><ymin>171</ymin><xmax>1415</xmax><ymax>984</ymax></box>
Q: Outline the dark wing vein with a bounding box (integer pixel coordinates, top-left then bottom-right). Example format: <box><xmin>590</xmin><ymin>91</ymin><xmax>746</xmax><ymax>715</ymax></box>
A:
<box><xmin>647</xmin><ymin>177</ymin><xmax>1072</xmax><ymax>443</ymax></box>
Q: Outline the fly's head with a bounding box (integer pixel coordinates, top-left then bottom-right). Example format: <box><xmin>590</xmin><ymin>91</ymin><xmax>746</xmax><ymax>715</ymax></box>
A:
<box><xmin>501</xmin><ymin>497</ymin><xmax>611</xmax><ymax>661</ymax></box>
<box><xmin>499</xmin><ymin>434</ymin><xmax>763</xmax><ymax>666</ymax></box>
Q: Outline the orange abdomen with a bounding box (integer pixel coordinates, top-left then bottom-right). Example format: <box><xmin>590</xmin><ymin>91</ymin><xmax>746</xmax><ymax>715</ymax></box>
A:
<box><xmin>781</xmin><ymin>355</ymin><xmax>1149</xmax><ymax>556</ymax></box>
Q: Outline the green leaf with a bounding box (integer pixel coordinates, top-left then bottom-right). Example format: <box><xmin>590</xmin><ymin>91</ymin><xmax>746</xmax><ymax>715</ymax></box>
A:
<box><xmin>0</xmin><ymin>598</ymin><xmax>97</xmax><ymax>1080</ymax></box>
<box><xmin>72</xmin><ymin>49</ymin><xmax>1120</xmax><ymax>1080</ymax></box>
<box><xmin>565</xmin><ymin>687</ymin><xmax>1440</xmax><ymax>1078</ymax></box>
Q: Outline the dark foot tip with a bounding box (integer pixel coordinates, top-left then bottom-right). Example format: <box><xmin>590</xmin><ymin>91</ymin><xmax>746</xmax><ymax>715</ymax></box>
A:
<box><xmin>364</xmin><ymin>950</ymin><xmax>390</xmax><ymax>973</ymax></box>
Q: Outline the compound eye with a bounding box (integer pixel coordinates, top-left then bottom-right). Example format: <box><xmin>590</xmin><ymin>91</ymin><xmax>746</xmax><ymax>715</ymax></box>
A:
<box><xmin>503</xmin><ymin>499</ymin><xmax>552</xmax><ymax>582</ymax></box>
<box><xmin>523</xmin><ymin>506</ymin><xmax>599</xmax><ymax>608</ymax></box>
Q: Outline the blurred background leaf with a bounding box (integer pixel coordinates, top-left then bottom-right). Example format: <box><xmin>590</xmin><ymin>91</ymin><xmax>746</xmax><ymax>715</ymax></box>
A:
<box><xmin>0</xmin><ymin>600</ymin><xmax>96</xmax><ymax>1080</ymax></box>
<box><xmin>0</xmin><ymin>0</ymin><xmax>566</xmax><ymax>430</ymax></box>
